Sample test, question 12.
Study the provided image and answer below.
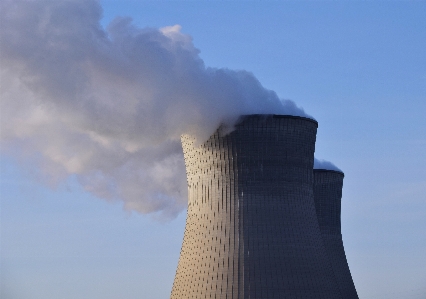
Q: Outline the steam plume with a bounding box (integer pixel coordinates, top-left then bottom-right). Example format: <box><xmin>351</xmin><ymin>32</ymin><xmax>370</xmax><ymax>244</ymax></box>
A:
<box><xmin>0</xmin><ymin>0</ymin><xmax>310</xmax><ymax>217</ymax></box>
<box><xmin>314</xmin><ymin>158</ymin><xmax>343</xmax><ymax>173</ymax></box>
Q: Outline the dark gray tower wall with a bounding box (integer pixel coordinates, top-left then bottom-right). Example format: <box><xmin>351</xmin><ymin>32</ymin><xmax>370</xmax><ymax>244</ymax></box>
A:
<box><xmin>171</xmin><ymin>115</ymin><xmax>342</xmax><ymax>299</ymax></box>
<box><xmin>313</xmin><ymin>169</ymin><xmax>359</xmax><ymax>299</ymax></box>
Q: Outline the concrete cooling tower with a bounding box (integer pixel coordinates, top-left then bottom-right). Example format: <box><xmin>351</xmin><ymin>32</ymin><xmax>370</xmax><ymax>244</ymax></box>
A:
<box><xmin>170</xmin><ymin>114</ymin><xmax>357</xmax><ymax>299</ymax></box>
<box><xmin>313</xmin><ymin>169</ymin><xmax>358</xmax><ymax>298</ymax></box>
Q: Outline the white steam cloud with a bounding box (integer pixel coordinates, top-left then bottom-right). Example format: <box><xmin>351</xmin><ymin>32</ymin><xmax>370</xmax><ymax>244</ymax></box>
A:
<box><xmin>0</xmin><ymin>0</ymin><xmax>310</xmax><ymax>218</ymax></box>
<box><xmin>314</xmin><ymin>158</ymin><xmax>343</xmax><ymax>173</ymax></box>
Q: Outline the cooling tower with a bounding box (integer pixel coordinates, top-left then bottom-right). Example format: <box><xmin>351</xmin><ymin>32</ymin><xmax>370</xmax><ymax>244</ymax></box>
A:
<box><xmin>171</xmin><ymin>114</ymin><xmax>344</xmax><ymax>299</ymax></box>
<box><xmin>313</xmin><ymin>169</ymin><xmax>359</xmax><ymax>299</ymax></box>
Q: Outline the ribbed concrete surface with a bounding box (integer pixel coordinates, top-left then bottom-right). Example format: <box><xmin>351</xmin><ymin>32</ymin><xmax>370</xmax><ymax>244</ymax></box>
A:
<box><xmin>313</xmin><ymin>170</ymin><xmax>359</xmax><ymax>299</ymax></box>
<box><xmin>171</xmin><ymin>115</ymin><xmax>342</xmax><ymax>299</ymax></box>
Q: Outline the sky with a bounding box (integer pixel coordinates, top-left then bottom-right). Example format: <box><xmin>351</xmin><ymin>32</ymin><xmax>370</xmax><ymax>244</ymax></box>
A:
<box><xmin>1</xmin><ymin>1</ymin><xmax>426</xmax><ymax>299</ymax></box>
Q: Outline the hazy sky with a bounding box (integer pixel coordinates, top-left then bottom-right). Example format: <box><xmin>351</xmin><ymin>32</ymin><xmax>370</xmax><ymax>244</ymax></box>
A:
<box><xmin>1</xmin><ymin>1</ymin><xmax>426</xmax><ymax>299</ymax></box>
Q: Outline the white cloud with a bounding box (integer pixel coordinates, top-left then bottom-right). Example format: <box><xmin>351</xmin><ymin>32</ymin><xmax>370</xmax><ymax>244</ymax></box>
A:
<box><xmin>0</xmin><ymin>0</ymin><xmax>310</xmax><ymax>217</ymax></box>
<box><xmin>314</xmin><ymin>158</ymin><xmax>342</xmax><ymax>172</ymax></box>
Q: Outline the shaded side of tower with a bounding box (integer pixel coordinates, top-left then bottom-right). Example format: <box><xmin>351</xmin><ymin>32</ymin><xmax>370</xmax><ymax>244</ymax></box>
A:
<box><xmin>313</xmin><ymin>169</ymin><xmax>359</xmax><ymax>299</ymax></box>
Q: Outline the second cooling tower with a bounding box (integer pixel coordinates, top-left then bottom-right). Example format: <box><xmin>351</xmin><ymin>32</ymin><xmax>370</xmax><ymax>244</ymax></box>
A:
<box><xmin>171</xmin><ymin>115</ymin><xmax>344</xmax><ymax>299</ymax></box>
<box><xmin>313</xmin><ymin>169</ymin><xmax>358</xmax><ymax>298</ymax></box>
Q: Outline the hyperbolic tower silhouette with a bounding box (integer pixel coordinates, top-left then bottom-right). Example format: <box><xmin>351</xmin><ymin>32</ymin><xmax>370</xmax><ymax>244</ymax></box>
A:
<box><xmin>313</xmin><ymin>169</ymin><xmax>358</xmax><ymax>298</ymax></box>
<box><xmin>170</xmin><ymin>114</ymin><xmax>358</xmax><ymax>299</ymax></box>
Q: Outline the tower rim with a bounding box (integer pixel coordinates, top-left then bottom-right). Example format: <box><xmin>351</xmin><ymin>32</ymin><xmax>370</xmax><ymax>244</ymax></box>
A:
<box><xmin>238</xmin><ymin>114</ymin><xmax>318</xmax><ymax>126</ymax></box>
<box><xmin>314</xmin><ymin>168</ymin><xmax>345</xmax><ymax>176</ymax></box>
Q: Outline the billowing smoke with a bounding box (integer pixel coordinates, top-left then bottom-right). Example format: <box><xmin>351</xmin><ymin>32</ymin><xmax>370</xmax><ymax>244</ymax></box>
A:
<box><xmin>0</xmin><ymin>0</ymin><xmax>310</xmax><ymax>218</ymax></box>
<box><xmin>314</xmin><ymin>158</ymin><xmax>343</xmax><ymax>172</ymax></box>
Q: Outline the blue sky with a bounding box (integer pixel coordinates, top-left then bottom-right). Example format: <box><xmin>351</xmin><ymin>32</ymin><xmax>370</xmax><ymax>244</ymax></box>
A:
<box><xmin>1</xmin><ymin>1</ymin><xmax>426</xmax><ymax>299</ymax></box>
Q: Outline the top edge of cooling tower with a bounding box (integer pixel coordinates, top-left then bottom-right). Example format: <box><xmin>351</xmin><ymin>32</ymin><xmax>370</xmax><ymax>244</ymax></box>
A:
<box><xmin>313</xmin><ymin>169</ymin><xmax>345</xmax><ymax>176</ymax></box>
<box><xmin>238</xmin><ymin>114</ymin><xmax>318</xmax><ymax>126</ymax></box>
